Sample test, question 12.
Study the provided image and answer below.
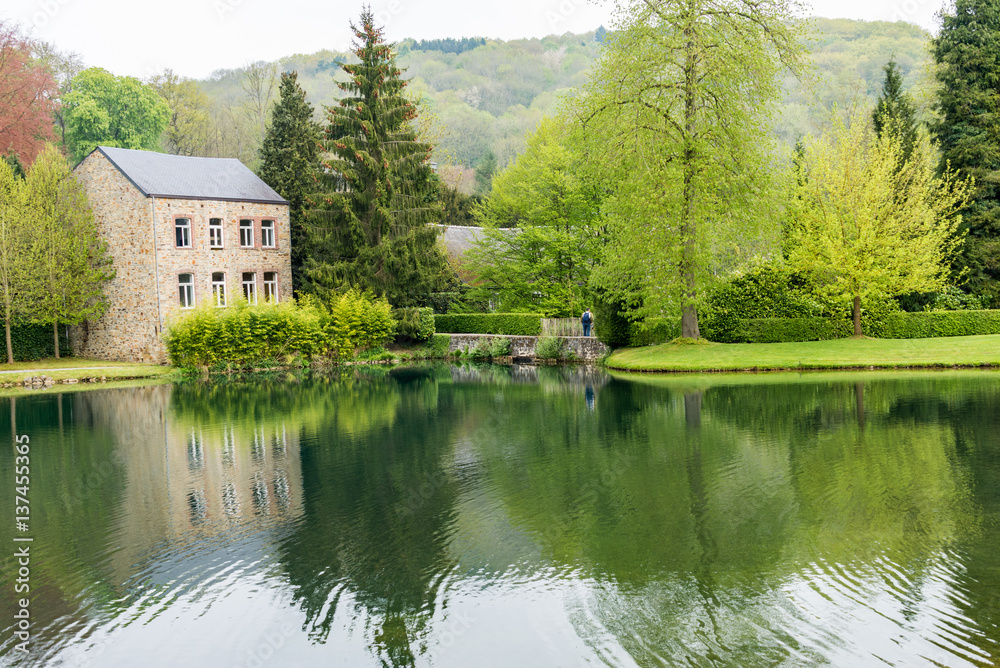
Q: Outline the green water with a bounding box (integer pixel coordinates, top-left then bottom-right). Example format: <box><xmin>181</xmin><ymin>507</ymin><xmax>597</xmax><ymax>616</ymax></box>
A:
<box><xmin>0</xmin><ymin>365</ymin><xmax>998</xmax><ymax>667</ymax></box>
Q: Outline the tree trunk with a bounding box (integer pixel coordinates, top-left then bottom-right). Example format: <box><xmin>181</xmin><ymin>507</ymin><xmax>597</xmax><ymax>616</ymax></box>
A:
<box><xmin>852</xmin><ymin>295</ymin><xmax>862</xmax><ymax>336</ymax></box>
<box><xmin>53</xmin><ymin>320</ymin><xmax>60</xmax><ymax>359</ymax></box>
<box><xmin>679</xmin><ymin>5</ymin><xmax>701</xmax><ymax>340</ymax></box>
<box><xmin>684</xmin><ymin>391</ymin><xmax>703</xmax><ymax>428</ymax></box>
<box><xmin>4</xmin><ymin>317</ymin><xmax>12</xmax><ymax>365</ymax></box>
<box><xmin>855</xmin><ymin>381</ymin><xmax>866</xmax><ymax>430</ymax></box>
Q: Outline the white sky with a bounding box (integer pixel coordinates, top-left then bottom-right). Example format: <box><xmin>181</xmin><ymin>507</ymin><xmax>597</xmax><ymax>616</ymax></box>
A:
<box><xmin>5</xmin><ymin>0</ymin><xmax>944</xmax><ymax>80</ymax></box>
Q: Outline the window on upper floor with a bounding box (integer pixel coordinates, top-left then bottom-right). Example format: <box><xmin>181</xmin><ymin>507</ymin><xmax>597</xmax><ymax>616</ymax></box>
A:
<box><xmin>212</xmin><ymin>272</ymin><xmax>227</xmax><ymax>307</ymax></box>
<box><xmin>242</xmin><ymin>272</ymin><xmax>257</xmax><ymax>305</ymax></box>
<box><xmin>261</xmin><ymin>219</ymin><xmax>275</xmax><ymax>248</ymax></box>
<box><xmin>175</xmin><ymin>218</ymin><xmax>191</xmax><ymax>248</ymax></box>
<box><xmin>209</xmin><ymin>218</ymin><xmax>223</xmax><ymax>248</ymax></box>
<box><xmin>178</xmin><ymin>273</ymin><xmax>194</xmax><ymax>309</ymax></box>
<box><xmin>263</xmin><ymin>272</ymin><xmax>278</xmax><ymax>303</ymax></box>
<box><xmin>239</xmin><ymin>219</ymin><xmax>254</xmax><ymax>248</ymax></box>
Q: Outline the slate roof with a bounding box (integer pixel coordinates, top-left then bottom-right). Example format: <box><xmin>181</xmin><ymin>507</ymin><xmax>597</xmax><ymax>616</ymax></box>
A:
<box><xmin>435</xmin><ymin>224</ymin><xmax>487</xmax><ymax>260</ymax></box>
<box><xmin>93</xmin><ymin>146</ymin><xmax>288</xmax><ymax>205</ymax></box>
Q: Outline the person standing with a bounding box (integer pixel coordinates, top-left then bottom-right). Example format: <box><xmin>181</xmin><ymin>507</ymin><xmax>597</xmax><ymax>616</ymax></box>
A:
<box><xmin>581</xmin><ymin>308</ymin><xmax>593</xmax><ymax>337</ymax></box>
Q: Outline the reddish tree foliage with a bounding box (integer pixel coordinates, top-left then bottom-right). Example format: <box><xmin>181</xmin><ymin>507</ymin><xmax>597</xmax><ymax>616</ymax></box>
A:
<box><xmin>0</xmin><ymin>22</ymin><xmax>57</xmax><ymax>165</ymax></box>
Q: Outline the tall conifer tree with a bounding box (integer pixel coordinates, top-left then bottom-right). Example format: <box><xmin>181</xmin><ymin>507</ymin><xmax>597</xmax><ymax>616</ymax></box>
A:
<box><xmin>932</xmin><ymin>0</ymin><xmax>1000</xmax><ymax>303</ymax></box>
<box><xmin>873</xmin><ymin>58</ymin><xmax>918</xmax><ymax>166</ymax></box>
<box><xmin>258</xmin><ymin>71</ymin><xmax>322</xmax><ymax>291</ymax></box>
<box><xmin>304</xmin><ymin>8</ymin><xmax>450</xmax><ymax>306</ymax></box>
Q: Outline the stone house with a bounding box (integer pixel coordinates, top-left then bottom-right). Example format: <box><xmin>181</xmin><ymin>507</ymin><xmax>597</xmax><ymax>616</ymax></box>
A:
<box><xmin>72</xmin><ymin>146</ymin><xmax>291</xmax><ymax>363</ymax></box>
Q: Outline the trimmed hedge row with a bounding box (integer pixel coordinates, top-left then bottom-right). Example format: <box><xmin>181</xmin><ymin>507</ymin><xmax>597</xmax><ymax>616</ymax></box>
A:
<box><xmin>878</xmin><ymin>310</ymin><xmax>1000</xmax><ymax>339</ymax></box>
<box><xmin>5</xmin><ymin>324</ymin><xmax>72</xmax><ymax>362</ymax></box>
<box><xmin>627</xmin><ymin>310</ymin><xmax>1000</xmax><ymax>346</ymax></box>
<box><xmin>434</xmin><ymin>313</ymin><xmax>542</xmax><ymax>336</ymax></box>
<box><xmin>734</xmin><ymin>317</ymin><xmax>853</xmax><ymax>343</ymax></box>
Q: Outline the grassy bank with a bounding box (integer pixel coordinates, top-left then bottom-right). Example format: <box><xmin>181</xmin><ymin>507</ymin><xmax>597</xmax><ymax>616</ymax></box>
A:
<box><xmin>605</xmin><ymin>335</ymin><xmax>1000</xmax><ymax>372</ymax></box>
<box><xmin>0</xmin><ymin>358</ymin><xmax>177</xmax><ymax>394</ymax></box>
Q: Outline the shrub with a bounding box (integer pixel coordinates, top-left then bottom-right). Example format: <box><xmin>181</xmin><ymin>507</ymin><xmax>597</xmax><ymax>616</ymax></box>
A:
<box><xmin>394</xmin><ymin>307</ymin><xmax>435</xmax><ymax>342</ymax></box>
<box><xmin>593</xmin><ymin>297</ymin><xmax>632</xmax><ymax>348</ymax></box>
<box><xmin>164</xmin><ymin>290</ymin><xmax>395</xmax><ymax>368</ymax></box>
<box><xmin>924</xmin><ymin>286</ymin><xmax>986</xmax><ymax>312</ymax></box>
<box><xmin>488</xmin><ymin>337</ymin><xmax>511</xmax><ymax>358</ymax></box>
<box><xmin>164</xmin><ymin>299</ymin><xmax>325</xmax><ymax>368</ymax></box>
<box><xmin>628</xmin><ymin>318</ymin><xmax>681</xmax><ymax>347</ymax></box>
<box><xmin>320</xmin><ymin>290</ymin><xmax>396</xmax><ymax>359</ymax></box>
<box><xmin>701</xmin><ymin>264</ymin><xmax>821</xmax><ymax>342</ymax></box>
<box><xmin>434</xmin><ymin>313</ymin><xmax>541</xmax><ymax>335</ymax></box>
<box><xmin>535</xmin><ymin>336</ymin><xmax>565</xmax><ymax>359</ymax></box>
<box><xmin>429</xmin><ymin>334</ymin><xmax>451</xmax><ymax>357</ymax></box>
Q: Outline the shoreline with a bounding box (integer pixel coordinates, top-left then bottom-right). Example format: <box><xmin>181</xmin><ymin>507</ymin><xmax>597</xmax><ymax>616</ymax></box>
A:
<box><xmin>604</xmin><ymin>334</ymin><xmax>1000</xmax><ymax>374</ymax></box>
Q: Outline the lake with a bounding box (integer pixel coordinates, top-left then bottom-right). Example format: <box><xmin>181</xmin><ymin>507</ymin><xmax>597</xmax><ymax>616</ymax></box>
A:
<box><xmin>0</xmin><ymin>364</ymin><xmax>998</xmax><ymax>667</ymax></box>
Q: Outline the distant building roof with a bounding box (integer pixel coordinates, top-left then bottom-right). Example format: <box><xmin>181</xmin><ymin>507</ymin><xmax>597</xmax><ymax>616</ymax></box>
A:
<box><xmin>91</xmin><ymin>146</ymin><xmax>288</xmax><ymax>205</ymax></box>
<box><xmin>435</xmin><ymin>224</ymin><xmax>488</xmax><ymax>260</ymax></box>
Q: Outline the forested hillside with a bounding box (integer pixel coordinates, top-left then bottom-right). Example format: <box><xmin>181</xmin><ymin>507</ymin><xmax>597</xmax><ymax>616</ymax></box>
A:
<box><xmin>194</xmin><ymin>18</ymin><xmax>931</xmax><ymax>188</ymax></box>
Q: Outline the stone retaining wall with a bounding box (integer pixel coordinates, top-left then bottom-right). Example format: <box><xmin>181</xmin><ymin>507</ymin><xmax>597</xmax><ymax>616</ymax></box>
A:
<box><xmin>447</xmin><ymin>334</ymin><xmax>609</xmax><ymax>361</ymax></box>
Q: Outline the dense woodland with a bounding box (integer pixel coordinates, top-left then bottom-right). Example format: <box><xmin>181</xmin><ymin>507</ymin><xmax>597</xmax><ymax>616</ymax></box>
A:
<box><xmin>194</xmin><ymin>19</ymin><xmax>933</xmax><ymax>186</ymax></box>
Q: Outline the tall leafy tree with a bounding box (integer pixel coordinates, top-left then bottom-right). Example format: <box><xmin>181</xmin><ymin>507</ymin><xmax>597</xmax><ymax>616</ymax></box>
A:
<box><xmin>148</xmin><ymin>69</ymin><xmax>213</xmax><ymax>156</ymax></box>
<box><xmin>258</xmin><ymin>71</ymin><xmax>322</xmax><ymax>291</ymax></box>
<box><xmin>582</xmin><ymin>0</ymin><xmax>803</xmax><ymax>338</ymax></box>
<box><xmin>63</xmin><ymin>67</ymin><xmax>170</xmax><ymax>163</ymax></box>
<box><xmin>0</xmin><ymin>21</ymin><xmax>57</xmax><ymax>165</ymax></box>
<box><xmin>465</xmin><ymin>116</ymin><xmax>606</xmax><ymax>316</ymax></box>
<box><xmin>0</xmin><ymin>157</ymin><xmax>28</xmax><ymax>363</ymax></box>
<box><xmin>304</xmin><ymin>8</ymin><xmax>451</xmax><ymax>307</ymax></box>
<box><xmin>24</xmin><ymin>145</ymin><xmax>114</xmax><ymax>357</ymax></box>
<box><xmin>931</xmin><ymin>0</ymin><xmax>1000</xmax><ymax>304</ymax></box>
<box><xmin>872</xmin><ymin>57</ymin><xmax>918</xmax><ymax>166</ymax></box>
<box><xmin>788</xmin><ymin>116</ymin><xmax>971</xmax><ymax>336</ymax></box>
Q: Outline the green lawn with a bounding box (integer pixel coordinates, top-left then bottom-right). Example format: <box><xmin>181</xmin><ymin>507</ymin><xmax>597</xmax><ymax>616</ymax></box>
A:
<box><xmin>0</xmin><ymin>358</ymin><xmax>176</xmax><ymax>385</ymax></box>
<box><xmin>605</xmin><ymin>335</ymin><xmax>1000</xmax><ymax>372</ymax></box>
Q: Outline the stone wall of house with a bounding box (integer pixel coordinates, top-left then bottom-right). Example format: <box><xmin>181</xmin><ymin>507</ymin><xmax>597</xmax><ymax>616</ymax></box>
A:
<box><xmin>152</xmin><ymin>198</ymin><xmax>292</xmax><ymax>335</ymax></box>
<box><xmin>72</xmin><ymin>151</ymin><xmax>293</xmax><ymax>364</ymax></box>
<box><xmin>71</xmin><ymin>152</ymin><xmax>161</xmax><ymax>362</ymax></box>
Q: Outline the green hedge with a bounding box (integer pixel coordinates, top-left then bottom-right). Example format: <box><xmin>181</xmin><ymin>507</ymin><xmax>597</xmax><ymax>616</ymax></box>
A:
<box><xmin>879</xmin><ymin>310</ymin><xmax>1000</xmax><ymax>339</ymax></box>
<box><xmin>433</xmin><ymin>313</ymin><xmax>542</xmax><ymax>336</ymax></box>
<box><xmin>626</xmin><ymin>310</ymin><xmax>1000</xmax><ymax>345</ymax></box>
<box><xmin>6</xmin><ymin>324</ymin><xmax>73</xmax><ymax>362</ymax></box>
<box><xmin>735</xmin><ymin>317</ymin><xmax>853</xmax><ymax>343</ymax></box>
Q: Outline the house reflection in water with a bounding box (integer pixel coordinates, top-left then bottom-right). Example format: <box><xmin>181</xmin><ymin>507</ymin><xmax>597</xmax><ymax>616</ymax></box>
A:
<box><xmin>73</xmin><ymin>385</ymin><xmax>303</xmax><ymax>580</ymax></box>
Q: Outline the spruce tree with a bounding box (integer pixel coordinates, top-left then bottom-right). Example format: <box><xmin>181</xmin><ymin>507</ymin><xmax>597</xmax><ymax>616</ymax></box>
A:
<box><xmin>258</xmin><ymin>71</ymin><xmax>322</xmax><ymax>292</ymax></box>
<box><xmin>873</xmin><ymin>58</ymin><xmax>918</xmax><ymax>166</ymax></box>
<box><xmin>931</xmin><ymin>0</ymin><xmax>1000</xmax><ymax>304</ymax></box>
<box><xmin>303</xmin><ymin>8</ymin><xmax>450</xmax><ymax>307</ymax></box>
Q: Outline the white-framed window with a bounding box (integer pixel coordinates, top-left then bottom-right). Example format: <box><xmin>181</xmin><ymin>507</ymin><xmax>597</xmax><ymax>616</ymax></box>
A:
<box><xmin>175</xmin><ymin>218</ymin><xmax>191</xmax><ymax>248</ymax></box>
<box><xmin>239</xmin><ymin>219</ymin><xmax>254</xmax><ymax>247</ymax></box>
<box><xmin>211</xmin><ymin>272</ymin><xmax>227</xmax><ymax>307</ymax></box>
<box><xmin>209</xmin><ymin>218</ymin><xmax>223</xmax><ymax>248</ymax></box>
<box><xmin>242</xmin><ymin>272</ymin><xmax>257</xmax><ymax>304</ymax></box>
<box><xmin>178</xmin><ymin>273</ymin><xmax>194</xmax><ymax>308</ymax></box>
<box><xmin>263</xmin><ymin>272</ymin><xmax>278</xmax><ymax>303</ymax></box>
<box><xmin>261</xmin><ymin>219</ymin><xmax>275</xmax><ymax>248</ymax></box>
